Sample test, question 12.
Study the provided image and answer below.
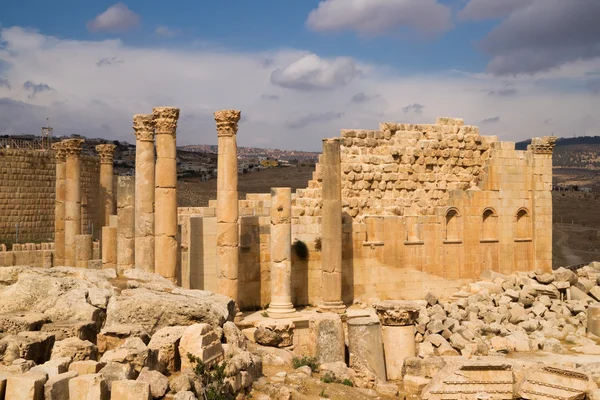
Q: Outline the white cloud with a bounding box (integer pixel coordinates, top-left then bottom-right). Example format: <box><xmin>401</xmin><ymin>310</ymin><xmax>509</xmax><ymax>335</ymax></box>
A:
<box><xmin>270</xmin><ymin>54</ymin><xmax>361</xmax><ymax>91</ymax></box>
<box><xmin>306</xmin><ymin>0</ymin><xmax>453</xmax><ymax>37</ymax></box>
<box><xmin>459</xmin><ymin>0</ymin><xmax>533</xmax><ymax>21</ymax></box>
<box><xmin>87</xmin><ymin>3</ymin><xmax>140</xmax><ymax>33</ymax></box>
<box><xmin>155</xmin><ymin>26</ymin><xmax>181</xmax><ymax>38</ymax></box>
<box><xmin>0</xmin><ymin>26</ymin><xmax>598</xmax><ymax>149</ymax></box>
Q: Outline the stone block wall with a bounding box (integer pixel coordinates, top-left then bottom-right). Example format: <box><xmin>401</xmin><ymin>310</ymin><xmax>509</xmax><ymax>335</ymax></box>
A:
<box><xmin>178</xmin><ymin>117</ymin><xmax>555</xmax><ymax>308</ymax></box>
<box><xmin>0</xmin><ymin>148</ymin><xmax>102</xmax><ymax>244</ymax></box>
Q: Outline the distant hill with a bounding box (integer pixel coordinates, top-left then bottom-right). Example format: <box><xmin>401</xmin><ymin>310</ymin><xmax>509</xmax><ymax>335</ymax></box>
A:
<box><xmin>516</xmin><ymin>136</ymin><xmax>600</xmax><ymax>169</ymax></box>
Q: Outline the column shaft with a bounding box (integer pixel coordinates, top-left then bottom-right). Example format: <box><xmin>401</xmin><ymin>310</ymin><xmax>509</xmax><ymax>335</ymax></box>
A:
<box><xmin>117</xmin><ymin>176</ymin><xmax>135</xmax><ymax>274</ymax></box>
<box><xmin>267</xmin><ymin>187</ymin><xmax>295</xmax><ymax>316</ymax></box>
<box><xmin>319</xmin><ymin>138</ymin><xmax>345</xmax><ymax>313</ymax></box>
<box><xmin>153</xmin><ymin>107</ymin><xmax>180</xmax><ymax>282</ymax></box>
<box><xmin>215</xmin><ymin>110</ymin><xmax>241</xmax><ymax>303</ymax></box>
<box><xmin>133</xmin><ymin>115</ymin><xmax>156</xmax><ymax>273</ymax></box>
<box><xmin>63</xmin><ymin>139</ymin><xmax>84</xmax><ymax>268</ymax></box>
<box><xmin>52</xmin><ymin>143</ymin><xmax>67</xmax><ymax>266</ymax></box>
<box><xmin>96</xmin><ymin>144</ymin><xmax>116</xmax><ymax>226</ymax></box>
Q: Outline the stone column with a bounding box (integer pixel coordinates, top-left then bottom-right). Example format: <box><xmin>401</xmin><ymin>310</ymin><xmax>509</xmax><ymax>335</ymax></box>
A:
<box><xmin>374</xmin><ymin>301</ymin><xmax>419</xmax><ymax>381</ymax></box>
<box><xmin>52</xmin><ymin>142</ymin><xmax>67</xmax><ymax>266</ymax></box>
<box><xmin>588</xmin><ymin>304</ymin><xmax>600</xmax><ymax>336</ymax></box>
<box><xmin>319</xmin><ymin>138</ymin><xmax>346</xmax><ymax>313</ymax></box>
<box><xmin>214</xmin><ymin>110</ymin><xmax>241</xmax><ymax>303</ymax></box>
<box><xmin>75</xmin><ymin>234</ymin><xmax>92</xmax><ymax>268</ymax></box>
<box><xmin>267</xmin><ymin>187</ymin><xmax>295</xmax><ymax>316</ymax></box>
<box><xmin>117</xmin><ymin>176</ymin><xmax>135</xmax><ymax>274</ymax></box>
<box><xmin>102</xmin><ymin>224</ymin><xmax>117</xmax><ymax>270</ymax></box>
<box><xmin>63</xmin><ymin>139</ymin><xmax>84</xmax><ymax>268</ymax></box>
<box><xmin>133</xmin><ymin>114</ymin><xmax>156</xmax><ymax>273</ymax></box>
<box><xmin>153</xmin><ymin>107</ymin><xmax>180</xmax><ymax>282</ymax></box>
<box><xmin>95</xmin><ymin>144</ymin><xmax>116</xmax><ymax>227</ymax></box>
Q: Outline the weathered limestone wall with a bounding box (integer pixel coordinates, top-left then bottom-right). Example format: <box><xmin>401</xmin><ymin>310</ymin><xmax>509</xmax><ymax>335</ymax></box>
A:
<box><xmin>0</xmin><ymin>243</ymin><xmax>54</xmax><ymax>267</ymax></box>
<box><xmin>0</xmin><ymin>148</ymin><xmax>102</xmax><ymax>244</ymax></box>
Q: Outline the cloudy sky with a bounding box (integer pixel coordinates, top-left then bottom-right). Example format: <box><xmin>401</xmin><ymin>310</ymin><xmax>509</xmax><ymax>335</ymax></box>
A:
<box><xmin>0</xmin><ymin>0</ymin><xmax>599</xmax><ymax>150</ymax></box>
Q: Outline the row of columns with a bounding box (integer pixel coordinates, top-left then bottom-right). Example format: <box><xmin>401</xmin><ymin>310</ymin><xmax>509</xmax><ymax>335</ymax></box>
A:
<box><xmin>51</xmin><ymin>108</ymin><xmax>347</xmax><ymax>315</ymax></box>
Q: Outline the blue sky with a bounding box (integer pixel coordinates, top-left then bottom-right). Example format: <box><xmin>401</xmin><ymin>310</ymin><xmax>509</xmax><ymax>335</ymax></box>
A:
<box><xmin>0</xmin><ymin>0</ymin><xmax>599</xmax><ymax>150</ymax></box>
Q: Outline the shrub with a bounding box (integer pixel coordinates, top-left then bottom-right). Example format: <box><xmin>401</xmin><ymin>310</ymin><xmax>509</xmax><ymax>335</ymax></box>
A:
<box><xmin>291</xmin><ymin>356</ymin><xmax>319</xmax><ymax>372</ymax></box>
<box><xmin>188</xmin><ymin>353</ymin><xmax>234</xmax><ymax>400</ymax></box>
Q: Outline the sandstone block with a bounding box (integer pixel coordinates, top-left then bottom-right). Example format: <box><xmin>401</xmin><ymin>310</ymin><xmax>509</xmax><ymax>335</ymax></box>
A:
<box><xmin>253</xmin><ymin>321</ymin><xmax>294</xmax><ymax>348</ymax></box>
<box><xmin>6</xmin><ymin>371</ymin><xmax>47</xmax><ymax>400</ymax></box>
<box><xmin>136</xmin><ymin>367</ymin><xmax>169</xmax><ymax>399</ymax></box>
<box><xmin>179</xmin><ymin>324</ymin><xmax>224</xmax><ymax>370</ymax></box>
<box><xmin>373</xmin><ymin>300</ymin><xmax>421</xmax><ymax>326</ymax></box>
<box><xmin>0</xmin><ymin>312</ymin><xmax>48</xmax><ymax>334</ymax></box>
<box><xmin>30</xmin><ymin>357</ymin><xmax>71</xmax><ymax>378</ymax></box>
<box><xmin>99</xmin><ymin>362</ymin><xmax>136</xmax><ymax>390</ymax></box>
<box><xmin>97</xmin><ymin>324</ymin><xmax>150</xmax><ymax>354</ymax></box>
<box><xmin>69</xmin><ymin>360</ymin><xmax>105</xmax><ymax>375</ymax></box>
<box><xmin>44</xmin><ymin>371</ymin><xmax>78</xmax><ymax>400</ymax></box>
<box><xmin>100</xmin><ymin>337</ymin><xmax>149</xmax><ymax>373</ymax></box>
<box><xmin>110</xmin><ymin>380</ymin><xmax>151</xmax><ymax>400</ymax></box>
<box><xmin>52</xmin><ymin>337</ymin><xmax>98</xmax><ymax>361</ymax></box>
<box><xmin>147</xmin><ymin>326</ymin><xmax>186</xmax><ymax>374</ymax></box>
<box><xmin>308</xmin><ymin>314</ymin><xmax>345</xmax><ymax>364</ymax></box>
<box><xmin>69</xmin><ymin>373</ymin><xmax>109</xmax><ymax>400</ymax></box>
<box><xmin>41</xmin><ymin>320</ymin><xmax>97</xmax><ymax>342</ymax></box>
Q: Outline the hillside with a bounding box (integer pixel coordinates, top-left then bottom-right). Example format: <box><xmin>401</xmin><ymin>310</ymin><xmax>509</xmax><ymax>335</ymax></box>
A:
<box><xmin>516</xmin><ymin>136</ymin><xmax>600</xmax><ymax>169</ymax></box>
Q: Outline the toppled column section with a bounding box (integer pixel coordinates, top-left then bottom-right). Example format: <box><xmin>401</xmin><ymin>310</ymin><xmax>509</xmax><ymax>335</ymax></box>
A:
<box><xmin>133</xmin><ymin>114</ymin><xmax>156</xmax><ymax>273</ymax></box>
<box><xmin>589</xmin><ymin>304</ymin><xmax>600</xmax><ymax>336</ymax></box>
<box><xmin>52</xmin><ymin>142</ymin><xmax>67</xmax><ymax>266</ymax></box>
<box><xmin>95</xmin><ymin>144</ymin><xmax>116</xmax><ymax>227</ymax></box>
<box><xmin>308</xmin><ymin>313</ymin><xmax>345</xmax><ymax>364</ymax></box>
<box><xmin>347</xmin><ymin>316</ymin><xmax>387</xmax><ymax>382</ymax></box>
<box><xmin>374</xmin><ymin>300</ymin><xmax>419</xmax><ymax>381</ymax></box>
<box><xmin>153</xmin><ymin>107</ymin><xmax>180</xmax><ymax>282</ymax></box>
<box><xmin>117</xmin><ymin>176</ymin><xmax>135</xmax><ymax>274</ymax></box>
<box><xmin>102</xmin><ymin>222</ymin><xmax>117</xmax><ymax>270</ymax></box>
<box><xmin>63</xmin><ymin>138</ymin><xmax>84</xmax><ymax>268</ymax></box>
<box><xmin>214</xmin><ymin>110</ymin><xmax>242</xmax><ymax>303</ymax></box>
<box><xmin>319</xmin><ymin>138</ymin><xmax>346</xmax><ymax>314</ymax></box>
<box><xmin>267</xmin><ymin>187</ymin><xmax>295</xmax><ymax>316</ymax></box>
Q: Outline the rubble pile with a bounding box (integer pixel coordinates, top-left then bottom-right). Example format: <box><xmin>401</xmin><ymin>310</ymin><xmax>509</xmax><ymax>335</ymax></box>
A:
<box><xmin>0</xmin><ymin>266</ymin><xmax>262</xmax><ymax>399</ymax></box>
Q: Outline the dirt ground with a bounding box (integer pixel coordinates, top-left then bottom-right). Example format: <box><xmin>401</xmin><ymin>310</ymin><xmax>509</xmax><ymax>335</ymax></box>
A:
<box><xmin>177</xmin><ymin>165</ymin><xmax>600</xmax><ymax>270</ymax></box>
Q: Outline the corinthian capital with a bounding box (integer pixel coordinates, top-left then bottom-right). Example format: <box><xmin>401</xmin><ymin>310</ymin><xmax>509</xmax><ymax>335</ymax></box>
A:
<box><xmin>62</xmin><ymin>139</ymin><xmax>85</xmax><ymax>158</ymax></box>
<box><xmin>52</xmin><ymin>142</ymin><xmax>67</xmax><ymax>163</ymax></box>
<box><xmin>133</xmin><ymin>114</ymin><xmax>155</xmax><ymax>142</ymax></box>
<box><xmin>214</xmin><ymin>110</ymin><xmax>241</xmax><ymax>137</ymax></box>
<box><xmin>95</xmin><ymin>144</ymin><xmax>116</xmax><ymax>164</ymax></box>
<box><xmin>152</xmin><ymin>107</ymin><xmax>180</xmax><ymax>136</ymax></box>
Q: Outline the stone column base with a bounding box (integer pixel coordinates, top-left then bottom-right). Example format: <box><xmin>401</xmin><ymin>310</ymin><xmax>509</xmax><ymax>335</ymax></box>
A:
<box><xmin>267</xmin><ymin>302</ymin><xmax>296</xmax><ymax>318</ymax></box>
<box><xmin>317</xmin><ymin>301</ymin><xmax>346</xmax><ymax>314</ymax></box>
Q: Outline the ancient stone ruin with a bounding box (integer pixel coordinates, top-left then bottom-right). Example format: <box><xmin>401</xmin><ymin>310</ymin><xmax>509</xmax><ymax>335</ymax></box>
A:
<box><xmin>3</xmin><ymin>109</ymin><xmax>600</xmax><ymax>399</ymax></box>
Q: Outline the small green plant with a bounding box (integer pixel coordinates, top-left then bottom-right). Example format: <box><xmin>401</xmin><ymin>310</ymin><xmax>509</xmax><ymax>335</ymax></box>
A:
<box><xmin>313</xmin><ymin>236</ymin><xmax>322</xmax><ymax>251</ymax></box>
<box><xmin>342</xmin><ymin>378</ymin><xmax>353</xmax><ymax>387</ymax></box>
<box><xmin>188</xmin><ymin>353</ymin><xmax>234</xmax><ymax>400</ymax></box>
<box><xmin>261</xmin><ymin>311</ymin><xmax>269</xmax><ymax>318</ymax></box>
<box><xmin>292</xmin><ymin>356</ymin><xmax>319</xmax><ymax>372</ymax></box>
<box><xmin>321</xmin><ymin>372</ymin><xmax>335</xmax><ymax>384</ymax></box>
<box><xmin>319</xmin><ymin>388</ymin><xmax>329</xmax><ymax>398</ymax></box>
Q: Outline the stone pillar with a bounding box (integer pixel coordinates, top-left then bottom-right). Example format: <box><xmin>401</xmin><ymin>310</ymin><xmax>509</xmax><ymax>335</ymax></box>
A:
<box><xmin>308</xmin><ymin>313</ymin><xmax>345</xmax><ymax>364</ymax></box>
<box><xmin>267</xmin><ymin>187</ymin><xmax>295</xmax><ymax>316</ymax></box>
<box><xmin>75</xmin><ymin>234</ymin><xmax>93</xmax><ymax>268</ymax></box>
<box><xmin>347</xmin><ymin>317</ymin><xmax>387</xmax><ymax>381</ymax></box>
<box><xmin>95</xmin><ymin>144</ymin><xmax>116</xmax><ymax>227</ymax></box>
<box><xmin>319</xmin><ymin>138</ymin><xmax>346</xmax><ymax>314</ymax></box>
<box><xmin>153</xmin><ymin>107</ymin><xmax>180</xmax><ymax>282</ymax></box>
<box><xmin>52</xmin><ymin>142</ymin><xmax>67</xmax><ymax>266</ymax></box>
<box><xmin>63</xmin><ymin>139</ymin><xmax>84</xmax><ymax>268</ymax></box>
<box><xmin>133</xmin><ymin>114</ymin><xmax>156</xmax><ymax>273</ymax></box>
<box><xmin>214</xmin><ymin>110</ymin><xmax>241</xmax><ymax>303</ymax></box>
<box><xmin>374</xmin><ymin>301</ymin><xmax>419</xmax><ymax>381</ymax></box>
<box><xmin>117</xmin><ymin>176</ymin><xmax>135</xmax><ymax>274</ymax></box>
<box><xmin>102</xmin><ymin>224</ymin><xmax>117</xmax><ymax>270</ymax></box>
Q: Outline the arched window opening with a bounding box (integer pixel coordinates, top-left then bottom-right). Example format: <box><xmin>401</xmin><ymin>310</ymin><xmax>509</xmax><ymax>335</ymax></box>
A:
<box><xmin>445</xmin><ymin>208</ymin><xmax>461</xmax><ymax>242</ymax></box>
<box><xmin>516</xmin><ymin>208</ymin><xmax>531</xmax><ymax>239</ymax></box>
<box><xmin>481</xmin><ymin>208</ymin><xmax>498</xmax><ymax>241</ymax></box>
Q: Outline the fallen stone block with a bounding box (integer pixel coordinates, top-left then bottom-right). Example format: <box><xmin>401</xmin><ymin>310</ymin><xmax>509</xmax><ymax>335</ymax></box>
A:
<box><xmin>373</xmin><ymin>300</ymin><xmax>422</xmax><ymax>326</ymax></box>
<box><xmin>0</xmin><ymin>312</ymin><xmax>48</xmax><ymax>334</ymax></box>
<box><xmin>17</xmin><ymin>331</ymin><xmax>55</xmax><ymax>364</ymax></box>
<box><xmin>6</xmin><ymin>371</ymin><xmax>48</xmax><ymax>400</ymax></box>
<box><xmin>517</xmin><ymin>365</ymin><xmax>591</xmax><ymax>400</ymax></box>
<box><xmin>179</xmin><ymin>323</ymin><xmax>224</xmax><ymax>371</ymax></box>
<box><xmin>68</xmin><ymin>360</ymin><xmax>105</xmax><ymax>375</ymax></box>
<box><xmin>147</xmin><ymin>326</ymin><xmax>186</xmax><ymax>374</ymax></box>
<box><xmin>136</xmin><ymin>367</ymin><xmax>169</xmax><ymax>399</ymax></box>
<box><xmin>253</xmin><ymin>321</ymin><xmax>294</xmax><ymax>348</ymax></box>
<box><xmin>99</xmin><ymin>362</ymin><xmax>135</xmax><ymax>390</ymax></box>
<box><xmin>308</xmin><ymin>314</ymin><xmax>345</xmax><ymax>364</ymax></box>
<box><xmin>41</xmin><ymin>320</ymin><xmax>97</xmax><ymax>342</ymax></box>
<box><xmin>52</xmin><ymin>337</ymin><xmax>98</xmax><ymax>361</ymax></box>
<box><xmin>100</xmin><ymin>337</ymin><xmax>149</xmax><ymax>373</ymax></box>
<box><xmin>30</xmin><ymin>357</ymin><xmax>71</xmax><ymax>378</ymax></box>
<box><xmin>97</xmin><ymin>324</ymin><xmax>150</xmax><ymax>354</ymax></box>
<box><xmin>68</xmin><ymin>373</ymin><xmax>109</xmax><ymax>400</ymax></box>
<box><xmin>44</xmin><ymin>371</ymin><xmax>77</xmax><ymax>400</ymax></box>
<box><xmin>111</xmin><ymin>380</ymin><xmax>151</xmax><ymax>399</ymax></box>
